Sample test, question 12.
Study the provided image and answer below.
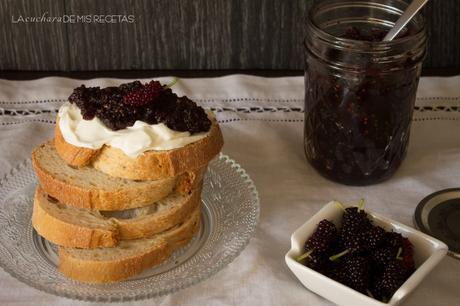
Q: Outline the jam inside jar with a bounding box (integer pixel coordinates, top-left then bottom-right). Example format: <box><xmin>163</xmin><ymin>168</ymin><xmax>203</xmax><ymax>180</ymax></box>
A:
<box><xmin>304</xmin><ymin>0</ymin><xmax>426</xmax><ymax>185</ymax></box>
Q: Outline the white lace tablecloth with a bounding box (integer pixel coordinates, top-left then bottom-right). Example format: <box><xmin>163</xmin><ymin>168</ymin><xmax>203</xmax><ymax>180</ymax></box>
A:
<box><xmin>0</xmin><ymin>75</ymin><xmax>459</xmax><ymax>306</ymax></box>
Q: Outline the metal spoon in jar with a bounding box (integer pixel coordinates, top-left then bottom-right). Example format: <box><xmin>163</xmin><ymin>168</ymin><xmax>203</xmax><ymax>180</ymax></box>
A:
<box><xmin>383</xmin><ymin>0</ymin><xmax>429</xmax><ymax>41</ymax></box>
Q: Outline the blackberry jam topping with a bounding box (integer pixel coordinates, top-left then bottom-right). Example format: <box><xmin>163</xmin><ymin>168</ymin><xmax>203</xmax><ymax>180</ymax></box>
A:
<box><xmin>68</xmin><ymin>81</ymin><xmax>211</xmax><ymax>133</ymax></box>
<box><xmin>340</xmin><ymin>26</ymin><xmax>412</xmax><ymax>42</ymax></box>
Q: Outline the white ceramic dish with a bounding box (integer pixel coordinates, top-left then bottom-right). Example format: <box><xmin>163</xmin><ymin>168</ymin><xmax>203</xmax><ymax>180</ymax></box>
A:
<box><xmin>285</xmin><ymin>201</ymin><xmax>448</xmax><ymax>306</ymax></box>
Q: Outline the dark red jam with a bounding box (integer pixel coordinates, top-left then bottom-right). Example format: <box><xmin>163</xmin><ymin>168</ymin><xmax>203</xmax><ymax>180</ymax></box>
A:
<box><xmin>304</xmin><ymin>68</ymin><xmax>419</xmax><ymax>185</ymax></box>
<box><xmin>341</xmin><ymin>26</ymin><xmax>411</xmax><ymax>42</ymax></box>
<box><xmin>341</xmin><ymin>26</ymin><xmax>389</xmax><ymax>41</ymax></box>
<box><xmin>304</xmin><ymin>26</ymin><xmax>422</xmax><ymax>185</ymax></box>
<box><xmin>303</xmin><ymin>0</ymin><xmax>425</xmax><ymax>186</ymax></box>
<box><xmin>68</xmin><ymin>81</ymin><xmax>211</xmax><ymax>133</ymax></box>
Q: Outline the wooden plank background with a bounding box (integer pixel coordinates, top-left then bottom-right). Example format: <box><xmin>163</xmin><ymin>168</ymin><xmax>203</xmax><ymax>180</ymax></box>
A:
<box><xmin>0</xmin><ymin>0</ymin><xmax>68</xmax><ymax>70</ymax></box>
<box><xmin>0</xmin><ymin>0</ymin><xmax>458</xmax><ymax>71</ymax></box>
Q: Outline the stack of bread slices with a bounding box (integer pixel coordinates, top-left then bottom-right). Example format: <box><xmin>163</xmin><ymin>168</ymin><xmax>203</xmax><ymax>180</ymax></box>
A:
<box><xmin>31</xmin><ymin>114</ymin><xmax>223</xmax><ymax>283</ymax></box>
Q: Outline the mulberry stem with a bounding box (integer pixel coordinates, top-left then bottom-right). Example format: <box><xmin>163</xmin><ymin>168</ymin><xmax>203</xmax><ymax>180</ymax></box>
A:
<box><xmin>357</xmin><ymin>198</ymin><xmax>365</xmax><ymax>211</ymax></box>
<box><xmin>396</xmin><ymin>247</ymin><xmax>403</xmax><ymax>260</ymax></box>
<box><xmin>329</xmin><ymin>249</ymin><xmax>350</xmax><ymax>261</ymax></box>
<box><xmin>165</xmin><ymin>77</ymin><xmax>179</xmax><ymax>88</ymax></box>
<box><xmin>296</xmin><ymin>250</ymin><xmax>313</xmax><ymax>262</ymax></box>
<box><xmin>334</xmin><ymin>201</ymin><xmax>345</xmax><ymax>211</ymax></box>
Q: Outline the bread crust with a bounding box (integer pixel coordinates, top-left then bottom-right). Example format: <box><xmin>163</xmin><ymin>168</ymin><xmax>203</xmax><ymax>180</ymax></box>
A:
<box><xmin>58</xmin><ymin>207</ymin><xmax>201</xmax><ymax>283</ymax></box>
<box><xmin>161</xmin><ymin>207</ymin><xmax>201</xmax><ymax>250</ymax></box>
<box><xmin>115</xmin><ymin>183</ymin><xmax>202</xmax><ymax>240</ymax></box>
<box><xmin>32</xmin><ymin>187</ymin><xmax>118</xmax><ymax>248</ymax></box>
<box><xmin>54</xmin><ymin>116</ymin><xmax>223</xmax><ymax>180</ymax></box>
<box><xmin>58</xmin><ymin>238</ymin><xmax>171</xmax><ymax>284</ymax></box>
<box><xmin>93</xmin><ymin>119</ymin><xmax>223</xmax><ymax>180</ymax></box>
<box><xmin>32</xmin><ymin>185</ymin><xmax>202</xmax><ymax>247</ymax></box>
<box><xmin>54</xmin><ymin>122</ymin><xmax>100</xmax><ymax>167</ymax></box>
<box><xmin>32</xmin><ymin>142</ymin><xmax>204</xmax><ymax>211</ymax></box>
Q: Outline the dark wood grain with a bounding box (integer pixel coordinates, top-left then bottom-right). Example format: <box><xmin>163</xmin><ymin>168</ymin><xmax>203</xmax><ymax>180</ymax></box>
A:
<box><xmin>65</xmin><ymin>0</ymin><xmax>309</xmax><ymax>70</ymax></box>
<box><xmin>0</xmin><ymin>0</ymin><xmax>459</xmax><ymax>71</ymax></box>
<box><xmin>424</xmin><ymin>1</ymin><xmax>460</xmax><ymax>68</ymax></box>
<box><xmin>0</xmin><ymin>0</ymin><xmax>68</xmax><ymax>70</ymax></box>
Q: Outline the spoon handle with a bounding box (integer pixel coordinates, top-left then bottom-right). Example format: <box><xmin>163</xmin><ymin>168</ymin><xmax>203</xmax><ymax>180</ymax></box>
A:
<box><xmin>383</xmin><ymin>0</ymin><xmax>429</xmax><ymax>41</ymax></box>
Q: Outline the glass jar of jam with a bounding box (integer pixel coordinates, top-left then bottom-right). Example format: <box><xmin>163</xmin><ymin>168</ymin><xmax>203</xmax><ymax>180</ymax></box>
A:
<box><xmin>304</xmin><ymin>0</ymin><xmax>426</xmax><ymax>185</ymax></box>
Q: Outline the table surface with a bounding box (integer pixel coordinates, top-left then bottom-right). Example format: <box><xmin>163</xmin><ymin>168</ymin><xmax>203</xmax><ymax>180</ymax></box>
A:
<box><xmin>0</xmin><ymin>74</ymin><xmax>459</xmax><ymax>306</ymax></box>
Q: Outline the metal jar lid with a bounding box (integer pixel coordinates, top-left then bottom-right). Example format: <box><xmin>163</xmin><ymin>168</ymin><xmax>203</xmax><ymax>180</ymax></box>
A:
<box><xmin>414</xmin><ymin>188</ymin><xmax>460</xmax><ymax>259</ymax></box>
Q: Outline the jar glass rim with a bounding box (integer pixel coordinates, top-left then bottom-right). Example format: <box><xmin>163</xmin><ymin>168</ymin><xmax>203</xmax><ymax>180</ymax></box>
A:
<box><xmin>307</xmin><ymin>0</ymin><xmax>426</xmax><ymax>49</ymax></box>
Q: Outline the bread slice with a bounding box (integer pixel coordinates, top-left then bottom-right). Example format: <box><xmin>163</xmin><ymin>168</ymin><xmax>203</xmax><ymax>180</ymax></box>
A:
<box><xmin>32</xmin><ymin>186</ymin><xmax>118</xmax><ymax>248</ymax></box>
<box><xmin>107</xmin><ymin>183</ymin><xmax>202</xmax><ymax>240</ymax></box>
<box><xmin>32</xmin><ymin>141</ymin><xmax>204</xmax><ymax>211</ymax></box>
<box><xmin>58</xmin><ymin>208</ymin><xmax>201</xmax><ymax>283</ymax></box>
<box><xmin>59</xmin><ymin>237</ymin><xmax>171</xmax><ymax>284</ymax></box>
<box><xmin>54</xmin><ymin>123</ymin><xmax>99</xmax><ymax>167</ymax></box>
<box><xmin>156</xmin><ymin>205</ymin><xmax>201</xmax><ymax>249</ymax></box>
<box><xmin>33</xmin><ymin>183</ymin><xmax>202</xmax><ymax>247</ymax></box>
<box><xmin>55</xmin><ymin>117</ymin><xmax>223</xmax><ymax>180</ymax></box>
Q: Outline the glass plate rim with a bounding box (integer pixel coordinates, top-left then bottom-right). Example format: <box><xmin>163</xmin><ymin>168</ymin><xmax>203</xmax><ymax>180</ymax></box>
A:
<box><xmin>0</xmin><ymin>153</ymin><xmax>260</xmax><ymax>302</ymax></box>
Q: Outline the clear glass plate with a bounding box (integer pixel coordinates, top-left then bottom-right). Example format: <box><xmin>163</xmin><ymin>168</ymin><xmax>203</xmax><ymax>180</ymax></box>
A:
<box><xmin>0</xmin><ymin>154</ymin><xmax>259</xmax><ymax>302</ymax></box>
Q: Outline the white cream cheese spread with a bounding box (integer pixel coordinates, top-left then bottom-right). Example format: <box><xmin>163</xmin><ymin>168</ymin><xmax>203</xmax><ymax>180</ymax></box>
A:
<box><xmin>58</xmin><ymin>102</ymin><xmax>210</xmax><ymax>158</ymax></box>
